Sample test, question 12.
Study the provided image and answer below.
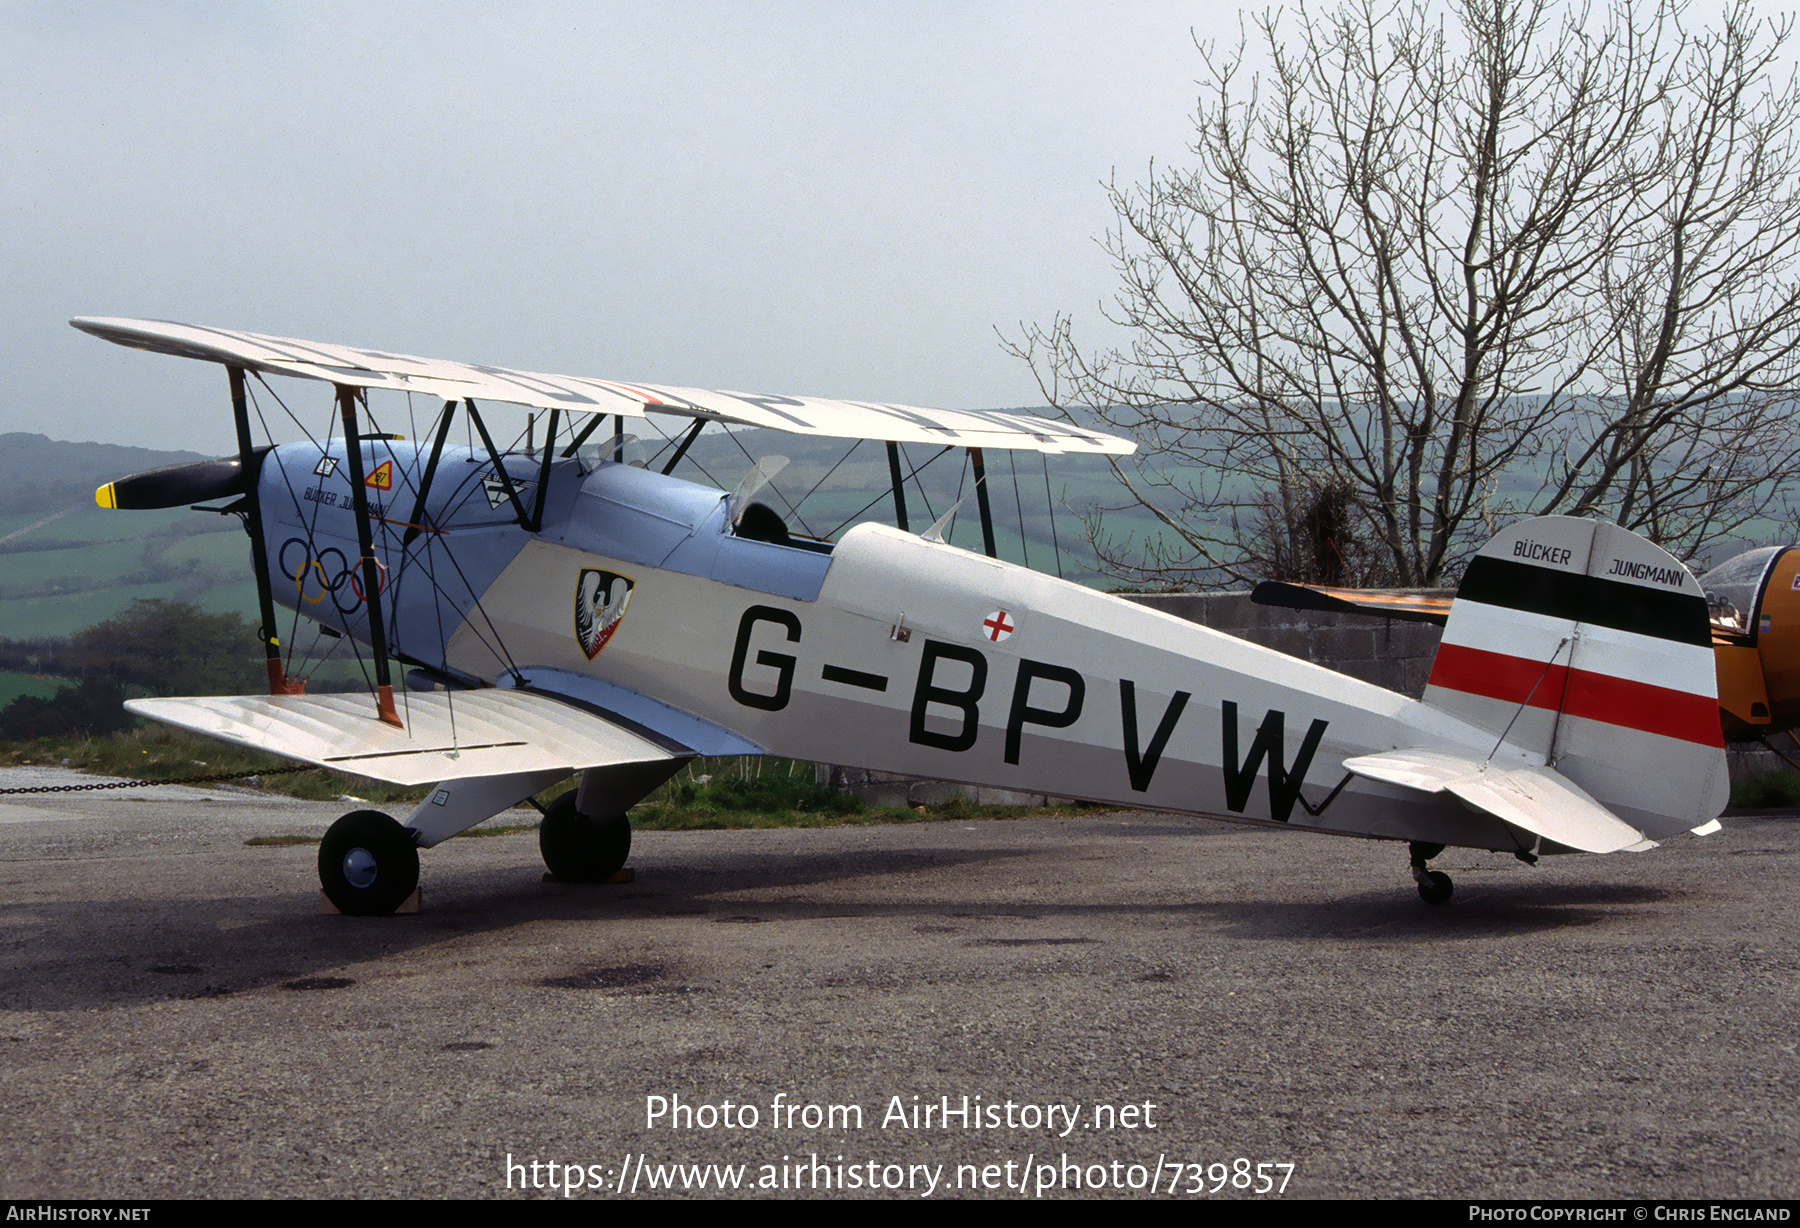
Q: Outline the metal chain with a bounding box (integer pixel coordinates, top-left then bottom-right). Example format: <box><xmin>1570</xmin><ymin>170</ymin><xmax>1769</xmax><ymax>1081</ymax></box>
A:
<box><xmin>0</xmin><ymin>764</ymin><xmax>315</xmax><ymax>795</ymax></box>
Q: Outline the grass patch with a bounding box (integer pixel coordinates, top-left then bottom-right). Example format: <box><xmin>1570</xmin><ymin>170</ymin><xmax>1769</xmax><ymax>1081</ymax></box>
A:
<box><xmin>1730</xmin><ymin>769</ymin><xmax>1800</xmax><ymax>809</ymax></box>
<box><xmin>0</xmin><ymin>671</ymin><xmax>67</xmax><ymax>707</ymax></box>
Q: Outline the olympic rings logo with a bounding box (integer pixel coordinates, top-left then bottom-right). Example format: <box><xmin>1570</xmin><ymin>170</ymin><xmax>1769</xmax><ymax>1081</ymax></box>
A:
<box><xmin>279</xmin><ymin>537</ymin><xmax>388</xmax><ymax>614</ymax></box>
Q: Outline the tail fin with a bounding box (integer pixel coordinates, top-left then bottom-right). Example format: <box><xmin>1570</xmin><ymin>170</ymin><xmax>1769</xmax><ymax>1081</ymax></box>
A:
<box><xmin>1422</xmin><ymin>516</ymin><xmax>1726</xmax><ymax>839</ymax></box>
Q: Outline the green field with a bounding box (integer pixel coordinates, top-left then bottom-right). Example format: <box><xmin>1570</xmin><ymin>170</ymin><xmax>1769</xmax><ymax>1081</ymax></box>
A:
<box><xmin>0</xmin><ymin>503</ymin><xmax>255</xmax><ymax>639</ymax></box>
<box><xmin>0</xmin><ymin>671</ymin><xmax>67</xmax><ymax>706</ymax></box>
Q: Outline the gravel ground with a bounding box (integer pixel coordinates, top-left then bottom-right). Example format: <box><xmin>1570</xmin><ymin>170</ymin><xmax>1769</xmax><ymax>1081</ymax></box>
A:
<box><xmin>1</xmin><ymin>767</ymin><xmax>1794</xmax><ymax>1200</ymax></box>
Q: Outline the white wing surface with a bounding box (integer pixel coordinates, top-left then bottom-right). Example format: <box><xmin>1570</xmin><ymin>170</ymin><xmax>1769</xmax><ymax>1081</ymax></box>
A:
<box><xmin>71</xmin><ymin>317</ymin><xmax>1133</xmax><ymax>455</ymax></box>
<box><xmin>126</xmin><ymin>690</ymin><xmax>683</xmax><ymax>787</ymax></box>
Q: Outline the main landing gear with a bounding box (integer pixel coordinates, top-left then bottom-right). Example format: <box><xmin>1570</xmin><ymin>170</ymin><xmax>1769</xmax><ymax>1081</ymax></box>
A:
<box><xmin>314</xmin><ymin>762</ymin><xmax>671</xmax><ymax>914</ymax></box>
<box><xmin>313</xmin><ymin>792</ymin><xmax>631</xmax><ymax>914</ymax></box>
<box><xmin>536</xmin><ymin>758</ymin><xmax>680</xmax><ymax>883</ymax></box>
<box><xmin>1409</xmin><ymin>841</ymin><xmax>1453</xmax><ymax>905</ymax></box>
<box><xmin>538</xmin><ymin>791</ymin><xmax>632</xmax><ymax>882</ymax></box>
<box><xmin>319</xmin><ymin>810</ymin><xmax>420</xmax><ymax>915</ymax></box>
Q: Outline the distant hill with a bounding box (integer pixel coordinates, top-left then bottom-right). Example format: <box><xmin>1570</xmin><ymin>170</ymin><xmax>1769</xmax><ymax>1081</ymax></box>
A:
<box><xmin>0</xmin><ymin>436</ymin><xmax>254</xmax><ymax>640</ymax></box>
<box><xmin>0</xmin><ymin>426</ymin><xmax>1767</xmax><ymax>648</ymax></box>
<box><xmin>0</xmin><ymin>430</ymin><xmax>1136</xmax><ymax>643</ymax></box>
<box><xmin>0</xmin><ymin>433</ymin><xmax>211</xmax><ymax>516</ymax></box>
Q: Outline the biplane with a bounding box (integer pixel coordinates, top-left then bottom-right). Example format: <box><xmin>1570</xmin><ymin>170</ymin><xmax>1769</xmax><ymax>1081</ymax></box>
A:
<box><xmin>77</xmin><ymin>317</ymin><xmax>1728</xmax><ymax>912</ymax></box>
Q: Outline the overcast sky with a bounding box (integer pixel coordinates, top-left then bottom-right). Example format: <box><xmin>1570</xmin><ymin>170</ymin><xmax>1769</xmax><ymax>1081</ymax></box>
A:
<box><xmin>1</xmin><ymin>1</ymin><xmax>1239</xmax><ymax>454</ymax></box>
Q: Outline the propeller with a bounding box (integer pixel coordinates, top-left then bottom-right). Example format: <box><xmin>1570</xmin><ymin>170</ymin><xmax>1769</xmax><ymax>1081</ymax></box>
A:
<box><xmin>95</xmin><ymin>453</ymin><xmax>264</xmax><ymax>510</ymax></box>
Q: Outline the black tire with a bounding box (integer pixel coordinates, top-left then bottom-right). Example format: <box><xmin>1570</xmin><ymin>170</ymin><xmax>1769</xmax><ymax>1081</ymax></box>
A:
<box><xmin>1417</xmin><ymin>869</ymin><xmax>1454</xmax><ymax>906</ymax></box>
<box><xmin>319</xmin><ymin>810</ymin><xmax>420</xmax><ymax>915</ymax></box>
<box><xmin>538</xmin><ymin>791</ymin><xmax>632</xmax><ymax>882</ymax></box>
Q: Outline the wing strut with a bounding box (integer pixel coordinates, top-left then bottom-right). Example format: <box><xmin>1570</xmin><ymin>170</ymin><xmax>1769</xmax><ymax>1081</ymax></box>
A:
<box><xmin>465</xmin><ymin>399</ymin><xmax>535</xmax><ymax>528</ymax></box>
<box><xmin>529</xmin><ymin>407</ymin><xmax>560</xmax><ymax>530</ymax></box>
<box><xmin>659</xmin><ymin>420</ymin><xmax>706</xmax><ymax>475</ymax></box>
<box><xmin>402</xmin><ymin>400</ymin><xmax>458</xmax><ymax>548</ymax></box>
<box><xmin>335</xmin><ymin>383</ymin><xmax>402</xmax><ymax>727</ymax></box>
<box><xmin>559</xmin><ymin>408</ymin><xmax>606</xmax><ymax>457</ymax></box>
<box><xmin>886</xmin><ymin>441</ymin><xmax>909</xmax><ymax>532</ymax></box>
<box><xmin>230</xmin><ymin>364</ymin><xmax>303</xmax><ymax>696</ymax></box>
<box><xmin>969</xmin><ymin>447</ymin><xmax>998</xmax><ymax>558</ymax></box>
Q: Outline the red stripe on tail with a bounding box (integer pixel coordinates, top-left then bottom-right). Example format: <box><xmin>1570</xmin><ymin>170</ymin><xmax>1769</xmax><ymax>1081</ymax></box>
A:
<box><xmin>1427</xmin><ymin>643</ymin><xmax>1722</xmax><ymax>747</ymax></box>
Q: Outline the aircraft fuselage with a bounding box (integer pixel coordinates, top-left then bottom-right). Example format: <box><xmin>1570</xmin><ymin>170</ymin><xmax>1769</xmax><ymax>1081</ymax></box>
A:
<box><xmin>257</xmin><ymin>437</ymin><xmax>1613</xmax><ymax>854</ymax></box>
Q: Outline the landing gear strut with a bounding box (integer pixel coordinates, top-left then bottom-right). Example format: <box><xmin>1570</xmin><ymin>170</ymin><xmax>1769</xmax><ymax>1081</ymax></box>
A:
<box><xmin>538</xmin><ymin>791</ymin><xmax>632</xmax><ymax>882</ymax></box>
<box><xmin>319</xmin><ymin>810</ymin><xmax>420</xmax><ymax>915</ymax></box>
<box><xmin>1409</xmin><ymin>841</ymin><xmax>1453</xmax><ymax>905</ymax></box>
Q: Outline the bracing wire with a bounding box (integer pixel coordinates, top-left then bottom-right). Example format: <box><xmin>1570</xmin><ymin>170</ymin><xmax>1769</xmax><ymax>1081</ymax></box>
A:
<box><xmin>794</xmin><ymin>439</ymin><xmax>861</xmax><ymax>512</ymax></box>
<box><xmin>722</xmin><ymin>428</ymin><xmax>816</xmax><ymax>537</ymax></box>
<box><xmin>948</xmin><ymin>451</ymin><xmax>969</xmax><ymax>546</ymax></box>
<box><xmin>246</xmin><ymin>378</ymin><xmax>548</xmax><ymax>716</ymax></box>
<box><xmin>911</xmin><ymin>443</ymin><xmax>939</xmax><ymax>525</ymax></box>
<box><xmin>826</xmin><ymin>444</ymin><xmax>955</xmax><ymax>538</ymax></box>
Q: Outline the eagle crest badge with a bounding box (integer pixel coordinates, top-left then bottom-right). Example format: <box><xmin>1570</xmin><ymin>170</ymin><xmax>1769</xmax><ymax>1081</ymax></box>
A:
<box><xmin>574</xmin><ymin>569</ymin><xmax>634</xmax><ymax>660</ymax></box>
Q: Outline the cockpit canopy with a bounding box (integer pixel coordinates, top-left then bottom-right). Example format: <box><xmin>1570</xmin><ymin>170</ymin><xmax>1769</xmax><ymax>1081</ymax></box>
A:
<box><xmin>1700</xmin><ymin>546</ymin><xmax>1783</xmax><ymax>635</ymax></box>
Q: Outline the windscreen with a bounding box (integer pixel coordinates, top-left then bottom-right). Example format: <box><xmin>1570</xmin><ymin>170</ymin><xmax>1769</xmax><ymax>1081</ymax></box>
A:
<box><xmin>1699</xmin><ymin>546</ymin><xmax>1781</xmax><ymax>634</ymax></box>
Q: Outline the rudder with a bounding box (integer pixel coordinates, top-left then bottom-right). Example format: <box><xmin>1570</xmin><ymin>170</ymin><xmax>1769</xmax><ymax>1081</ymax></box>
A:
<box><xmin>1423</xmin><ymin>516</ymin><xmax>1726</xmax><ymax>839</ymax></box>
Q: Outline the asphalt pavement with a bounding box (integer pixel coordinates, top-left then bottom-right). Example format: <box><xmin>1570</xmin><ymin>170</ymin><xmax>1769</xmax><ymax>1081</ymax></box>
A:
<box><xmin>1</xmin><ymin>766</ymin><xmax>1794</xmax><ymax>1200</ymax></box>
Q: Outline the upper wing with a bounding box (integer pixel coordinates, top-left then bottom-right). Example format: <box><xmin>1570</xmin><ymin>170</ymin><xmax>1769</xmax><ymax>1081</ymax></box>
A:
<box><xmin>126</xmin><ymin>689</ymin><xmax>692</xmax><ymax>787</ymax></box>
<box><xmin>71</xmin><ymin>316</ymin><xmax>1133</xmax><ymax>456</ymax></box>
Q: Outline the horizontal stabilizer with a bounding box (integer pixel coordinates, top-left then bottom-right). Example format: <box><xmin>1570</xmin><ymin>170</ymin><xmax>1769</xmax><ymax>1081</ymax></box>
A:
<box><xmin>126</xmin><ymin>690</ymin><xmax>685</xmax><ymax>787</ymax></box>
<box><xmin>1343</xmin><ymin>749</ymin><xmax>1654</xmax><ymax>854</ymax></box>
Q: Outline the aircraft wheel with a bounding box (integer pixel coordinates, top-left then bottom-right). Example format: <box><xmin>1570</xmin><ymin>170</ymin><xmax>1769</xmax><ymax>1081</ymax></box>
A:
<box><xmin>319</xmin><ymin>810</ymin><xmax>420</xmax><ymax>915</ymax></box>
<box><xmin>1417</xmin><ymin>870</ymin><xmax>1454</xmax><ymax>906</ymax></box>
<box><xmin>539</xmin><ymin>791</ymin><xmax>632</xmax><ymax>882</ymax></box>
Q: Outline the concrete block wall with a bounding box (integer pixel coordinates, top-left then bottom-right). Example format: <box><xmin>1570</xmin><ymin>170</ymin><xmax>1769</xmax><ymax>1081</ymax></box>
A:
<box><xmin>1119</xmin><ymin>590</ymin><xmax>1452</xmax><ymax>698</ymax></box>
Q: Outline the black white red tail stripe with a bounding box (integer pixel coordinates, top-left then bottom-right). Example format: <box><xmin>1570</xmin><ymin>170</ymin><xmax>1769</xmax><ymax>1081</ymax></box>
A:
<box><xmin>1423</xmin><ymin>517</ymin><xmax>1727</xmax><ymax>836</ymax></box>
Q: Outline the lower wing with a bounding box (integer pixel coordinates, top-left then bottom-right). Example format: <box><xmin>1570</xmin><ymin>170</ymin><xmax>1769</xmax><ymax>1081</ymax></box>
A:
<box><xmin>128</xmin><ymin>689</ymin><xmax>690</xmax><ymax>787</ymax></box>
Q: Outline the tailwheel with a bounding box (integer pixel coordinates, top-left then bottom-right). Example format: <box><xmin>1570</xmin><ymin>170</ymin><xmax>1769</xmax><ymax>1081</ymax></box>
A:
<box><xmin>538</xmin><ymin>791</ymin><xmax>632</xmax><ymax>882</ymax></box>
<box><xmin>1409</xmin><ymin>840</ymin><xmax>1453</xmax><ymax>905</ymax></box>
<box><xmin>319</xmin><ymin>810</ymin><xmax>420</xmax><ymax>915</ymax></box>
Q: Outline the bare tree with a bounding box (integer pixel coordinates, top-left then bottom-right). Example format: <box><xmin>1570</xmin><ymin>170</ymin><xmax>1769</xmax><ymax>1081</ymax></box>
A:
<box><xmin>1243</xmin><ymin>478</ymin><xmax>1400</xmax><ymax>587</ymax></box>
<box><xmin>1007</xmin><ymin>0</ymin><xmax>1800</xmax><ymax>587</ymax></box>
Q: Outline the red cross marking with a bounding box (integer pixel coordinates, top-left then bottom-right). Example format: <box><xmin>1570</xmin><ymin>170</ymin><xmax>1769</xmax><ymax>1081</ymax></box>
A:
<box><xmin>983</xmin><ymin>610</ymin><xmax>1014</xmax><ymax>641</ymax></box>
